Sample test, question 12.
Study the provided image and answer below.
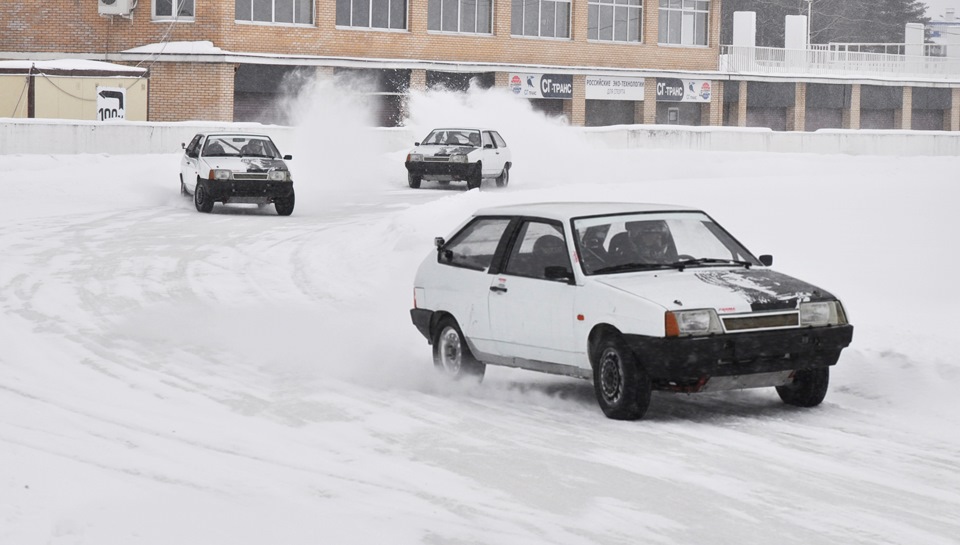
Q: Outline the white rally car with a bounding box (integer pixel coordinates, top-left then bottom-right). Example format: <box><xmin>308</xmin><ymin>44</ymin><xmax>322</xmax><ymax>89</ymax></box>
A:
<box><xmin>180</xmin><ymin>132</ymin><xmax>295</xmax><ymax>215</ymax></box>
<box><xmin>404</xmin><ymin>127</ymin><xmax>511</xmax><ymax>190</ymax></box>
<box><xmin>410</xmin><ymin>202</ymin><xmax>854</xmax><ymax>420</ymax></box>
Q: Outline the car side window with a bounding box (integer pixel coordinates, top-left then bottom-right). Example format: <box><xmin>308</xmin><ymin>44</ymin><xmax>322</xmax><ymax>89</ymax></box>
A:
<box><xmin>503</xmin><ymin>220</ymin><xmax>572</xmax><ymax>281</ymax></box>
<box><xmin>186</xmin><ymin>135</ymin><xmax>202</xmax><ymax>158</ymax></box>
<box><xmin>439</xmin><ymin>218</ymin><xmax>511</xmax><ymax>272</ymax></box>
<box><xmin>481</xmin><ymin>131</ymin><xmax>495</xmax><ymax>148</ymax></box>
<box><xmin>492</xmin><ymin>132</ymin><xmax>507</xmax><ymax>148</ymax></box>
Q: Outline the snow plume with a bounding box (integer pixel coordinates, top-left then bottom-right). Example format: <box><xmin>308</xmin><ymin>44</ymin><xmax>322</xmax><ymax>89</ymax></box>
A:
<box><xmin>281</xmin><ymin>72</ymin><xmax>399</xmax><ymax>207</ymax></box>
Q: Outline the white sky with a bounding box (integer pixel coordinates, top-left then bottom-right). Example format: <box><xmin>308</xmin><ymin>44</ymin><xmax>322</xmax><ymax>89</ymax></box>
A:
<box><xmin>2</xmin><ymin>86</ymin><xmax>960</xmax><ymax>544</ymax></box>
<box><xmin>924</xmin><ymin>0</ymin><xmax>960</xmax><ymax>18</ymax></box>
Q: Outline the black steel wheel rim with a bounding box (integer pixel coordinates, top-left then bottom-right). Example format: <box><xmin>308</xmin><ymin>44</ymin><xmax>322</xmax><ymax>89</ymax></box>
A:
<box><xmin>600</xmin><ymin>348</ymin><xmax>623</xmax><ymax>404</ymax></box>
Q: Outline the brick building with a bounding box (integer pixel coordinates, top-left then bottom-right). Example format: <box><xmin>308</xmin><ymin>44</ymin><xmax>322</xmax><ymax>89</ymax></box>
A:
<box><xmin>0</xmin><ymin>0</ymin><xmax>725</xmax><ymax>126</ymax></box>
<box><xmin>2</xmin><ymin>1</ymin><xmax>959</xmax><ymax>130</ymax></box>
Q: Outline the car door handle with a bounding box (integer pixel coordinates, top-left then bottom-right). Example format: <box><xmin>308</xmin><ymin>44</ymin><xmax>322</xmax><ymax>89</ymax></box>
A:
<box><xmin>489</xmin><ymin>286</ymin><xmax>508</xmax><ymax>293</ymax></box>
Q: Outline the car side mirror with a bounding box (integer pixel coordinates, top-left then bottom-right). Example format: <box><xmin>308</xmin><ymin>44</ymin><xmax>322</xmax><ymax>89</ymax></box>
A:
<box><xmin>181</xmin><ymin>142</ymin><xmax>186</xmax><ymax>149</ymax></box>
<box><xmin>434</xmin><ymin>237</ymin><xmax>445</xmax><ymax>249</ymax></box>
<box><xmin>759</xmin><ymin>254</ymin><xmax>773</xmax><ymax>266</ymax></box>
<box><xmin>284</xmin><ymin>155</ymin><xmax>292</xmax><ymax>160</ymax></box>
<box><xmin>544</xmin><ymin>266</ymin><xmax>575</xmax><ymax>284</ymax></box>
<box><xmin>414</xmin><ymin>142</ymin><xmax>420</xmax><ymax>146</ymax></box>
<box><xmin>484</xmin><ymin>144</ymin><xmax>493</xmax><ymax>149</ymax></box>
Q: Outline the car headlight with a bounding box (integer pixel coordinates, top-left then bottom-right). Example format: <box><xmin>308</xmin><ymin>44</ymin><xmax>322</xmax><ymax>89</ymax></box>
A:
<box><xmin>268</xmin><ymin>170</ymin><xmax>289</xmax><ymax>182</ymax></box>
<box><xmin>665</xmin><ymin>309</ymin><xmax>722</xmax><ymax>337</ymax></box>
<box><xmin>407</xmin><ymin>153</ymin><xmax>423</xmax><ymax>162</ymax></box>
<box><xmin>209</xmin><ymin>169</ymin><xmax>231</xmax><ymax>180</ymax></box>
<box><xmin>800</xmin><ymin>301</ymin><xmax>847</xmax><ymax>326</ymax></box>
<box><xmin>449</xmin><ymin>154</ymin><xmax>468</xmax><ymax>163</ymax></box>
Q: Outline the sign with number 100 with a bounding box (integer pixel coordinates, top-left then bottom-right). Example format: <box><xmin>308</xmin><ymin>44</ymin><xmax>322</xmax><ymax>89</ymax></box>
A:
<box><xmin>96</xmin><ymin>86</ymin><xmax>126</xmax><ymax>121</ymax></box>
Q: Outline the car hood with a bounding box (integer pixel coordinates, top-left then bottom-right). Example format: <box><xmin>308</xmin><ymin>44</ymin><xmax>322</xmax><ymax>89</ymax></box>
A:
<box><xmin>203</xmin><ymin>156</ymin><xmax>288</xmax><ymax>172</ymax></box>
<box><xmin>413</xmin><ymin>145</ymin><xmax>478</xmax><ymax>157</ymax></box>
<box><xmin>592</xmin><ymin>268</ymin><xmax>837</xmax><ymax>313</ymax></box>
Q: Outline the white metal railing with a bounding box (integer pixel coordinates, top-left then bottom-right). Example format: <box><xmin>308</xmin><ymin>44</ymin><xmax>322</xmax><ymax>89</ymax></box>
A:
<box><xmin>720</xmin><ymin>45</ymin><xmax>960</xmax><ymax>81</ymax></box>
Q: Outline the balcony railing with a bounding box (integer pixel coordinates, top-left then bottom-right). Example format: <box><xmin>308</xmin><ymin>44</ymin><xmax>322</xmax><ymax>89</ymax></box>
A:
<box><xmin>720</xmin><ymin>44</ymin><xmax>960</xmax><ymax>81</ymax></box>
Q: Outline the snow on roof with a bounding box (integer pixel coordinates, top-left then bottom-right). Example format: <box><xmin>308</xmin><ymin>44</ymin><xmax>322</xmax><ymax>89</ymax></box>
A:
<box><xmin>0</xmin><ymin>59</ymin><xmax>146</xmax><ymax>73</ymax></box>
<box><xmin>123</xmin><ymin>41</ymin><xmax>226</xmax><ymax>55</ymax></box>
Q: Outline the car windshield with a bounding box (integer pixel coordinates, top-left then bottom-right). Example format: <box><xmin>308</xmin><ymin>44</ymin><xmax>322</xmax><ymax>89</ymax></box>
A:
<box><xmin>421</xmin><ymin>130</ymin><xmax>481</xmax><ymax>147</ymax></box>
<box><xmin>573</xmin><ymin>211</ymin><xmax>761</xmax><ymax>275</ymax></box>
<box><xmin>202</xmin><ymin>136</ymin><xmax>280</xmax><ymax>158</ymax></box>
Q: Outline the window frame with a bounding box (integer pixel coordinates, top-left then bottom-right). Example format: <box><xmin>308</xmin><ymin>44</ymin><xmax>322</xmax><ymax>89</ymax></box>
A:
<box><xmin>501</xmin><ymin>219</ymin><xmax>573</xmax><ymax>282</ymax></box>
<box><xmin>657</xmin><ymin>0</ymin><xmax>710</xmax><ymax>47</ymax></box>
<box><xmin>428</xmin><ymin>0</ymin><xmax>494</xmax><ymax>35</ymax></box>
<box><xmin>153</xmin><ymin>0</ymin><xmax>195</xmax><ymax>20</ymax></box>
<box><xmin>438</xmin><ymin>217</ymin><xmax>514</xmax><ymax>273</ymax></box>
<box><xmin>336</xmin><ymin>0</ymin><xmax>409</xmax><ymax>31</ymax></box>
<box><xmin>588</xmin><ymin>0</ymin><xmax>643</xmax><ymax>43</ymax></box>
<box><xmin>235</xmin><ymin>0</ymin><xmax>315</xmax><ymax>25</ymax></box>
<box><xmin>510</xmin><ymin>0</ymin><xmax>572</xmax><ymax>39</ymax></box>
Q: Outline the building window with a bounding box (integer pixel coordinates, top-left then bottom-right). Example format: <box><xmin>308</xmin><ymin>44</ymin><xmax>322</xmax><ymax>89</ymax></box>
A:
<box><xmin>428</xmin><ymin>0</ymin><xmax>493</xmax><ymax>34</ymax></box>
<box><xmin>154</xmin><ymin>0</ymin><xmax>194</xmax><ymax>19</ymax></box>
<box><xmin>511</xmin><ymin>0</ymin><xmax>571</xmax><ymax>38</ymax></box>
<box><xmin>336</xmin><ymin>0</ymin><xmax>407</xmax><ymax>29</ymax></box>
<box><xmin>588</xmin><ymin>0</ymin><xmax>642</xmax><ymax>42</ymax></box>
<box><xmin>236</xmin><ymin>0</ymin><xmax>313</xmax><ymax>24</ymax></box>
<box><xmin>658</xmin><ymin>0</ymin><xmax>709</xmax><ymax>46</ymax></box>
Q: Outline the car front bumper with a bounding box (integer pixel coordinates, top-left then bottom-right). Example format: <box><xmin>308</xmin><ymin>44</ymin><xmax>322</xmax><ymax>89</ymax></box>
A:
<box><xmin>200</xmin><ymin>179</ymin><xmax>293</xmax><ymax>203</ymax></box>
<box><xmin>624</xmin><ymin>324</ymin><xmax>854</xmax><ymax>381</ymax></box>
<box><xmin>405</xmin><ymin>161</ymin><xmax>476</xmax><ymax>180</ymax></box>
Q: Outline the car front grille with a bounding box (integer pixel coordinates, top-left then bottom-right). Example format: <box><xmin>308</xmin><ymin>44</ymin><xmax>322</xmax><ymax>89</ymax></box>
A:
<box><xmin>233</xmin><ymin>173</ymin><xmax>269</xmax><ymax>181</ymax></box>
<box><xmin>722</xmin><ymin>312</ymin><xmax>799</xmax><ymax>332</ymax></box>
<box><xmin>424</xmin><ymin>156</ymin><xmax>450</xmax><ymax>162</ymax></box>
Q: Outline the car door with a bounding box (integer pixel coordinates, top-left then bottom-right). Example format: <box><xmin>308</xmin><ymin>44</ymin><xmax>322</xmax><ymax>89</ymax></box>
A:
<box><xmin>481</xmin><ymin>131</ymin><xmax>506</xmax><ymax>177</ymax></box>
<box><xmin>491</xmin><ymin>131</ymin><xmax>511</xmax><ymax>169</ymax></box>
<box><xmin>180</xmin><ymin>134</ymin><xmax>203</xmax><ymax>193</ymax></box>
<box><xmin>432</xmin><ymin>216</ymin><xmax>514</xmax><ymax>358</ymax></box>
<box><xmin>488</xmin><ymin>219</ymin><xmax>578</xmax><ymax>366</ymax></box>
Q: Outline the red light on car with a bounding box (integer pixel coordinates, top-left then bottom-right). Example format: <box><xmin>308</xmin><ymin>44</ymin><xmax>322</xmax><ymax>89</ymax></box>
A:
<box><xmin>665</xmin><ymin>312</ymin><xmax>680</xmax><ymax>337</ymax></box>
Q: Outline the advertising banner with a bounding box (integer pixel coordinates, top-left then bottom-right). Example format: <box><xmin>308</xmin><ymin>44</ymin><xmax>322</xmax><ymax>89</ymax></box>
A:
<box><xmin>655</xmin><ymin>78</ymin><xmax>713</xmax><ymax>103</ymax></box>
<box><xmin>508</xmin><ymin>73</ymin><xmax>573</xmax><ymax>99</ymax></box>
<box><xmin>96</xmin><ymin>86</ymin><xmax>126</xmax><ymax>120</ymax></box>
<box><xmin>585</xmin><ymin>76</ymin><xmax>646</xmax><ymax>101</ymax></box>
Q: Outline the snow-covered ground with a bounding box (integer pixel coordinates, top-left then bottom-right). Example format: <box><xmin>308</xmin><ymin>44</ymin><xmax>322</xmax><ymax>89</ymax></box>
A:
<box><xmin>2</xmin><ymin>88</ymin><xmax>959</xmax><ymax>544</ymax></box>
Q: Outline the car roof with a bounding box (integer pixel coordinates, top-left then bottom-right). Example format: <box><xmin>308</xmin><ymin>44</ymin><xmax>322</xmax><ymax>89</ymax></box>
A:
<box><xmin>427</xmin><ymin>127</ymin><xmax>496</xmax><ymax>132</ymax></box>
<box><xmin>473</xmin><ymin>202</ymin><xmax>700</xmax><ymax>221</ymax></box>
<box><xmin>198</xmin><ymin>132</ymin><xmax>272</xmax><ymax>139</ymax></box>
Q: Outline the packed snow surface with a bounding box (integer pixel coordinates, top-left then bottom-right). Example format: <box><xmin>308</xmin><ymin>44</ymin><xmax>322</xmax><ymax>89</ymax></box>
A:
<box><xmin>2</xmin><ymin>87</ymin><xmax>959</xmax><ymax>544</ymax></box>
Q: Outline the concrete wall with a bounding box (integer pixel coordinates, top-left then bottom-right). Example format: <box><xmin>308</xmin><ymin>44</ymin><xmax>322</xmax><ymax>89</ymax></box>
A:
<box><xmin>2</xmin><ymin>119</ymin><xmax>959</xmax><ymax>156</ymax></box>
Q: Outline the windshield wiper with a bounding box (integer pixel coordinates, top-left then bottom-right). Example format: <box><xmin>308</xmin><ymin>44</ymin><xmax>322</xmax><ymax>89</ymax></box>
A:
<box><xmin>591</xmin><ymin>263</ymin><xmax>664</xmax><ymax>274</ymax></box>
<box><xmin>670</xmin><ymin>257</ymin><xmax>753</xmax><ymax>272</ymax></box>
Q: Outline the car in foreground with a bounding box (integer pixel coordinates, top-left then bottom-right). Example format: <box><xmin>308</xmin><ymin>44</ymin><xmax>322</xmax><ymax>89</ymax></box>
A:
<box><xmin>404</xmin><ymin>128</ymin><xmax>511</xmax><ymax>190</ymax></box>
<box><xmin>180</xmin><ymin>132</ymin><xmax>295</xmax><ymax>215</ymax></box>
<box><xmin>410</xmin><ymin>202</ymin><xmax>854</xmax><ymax>420</ymax></box>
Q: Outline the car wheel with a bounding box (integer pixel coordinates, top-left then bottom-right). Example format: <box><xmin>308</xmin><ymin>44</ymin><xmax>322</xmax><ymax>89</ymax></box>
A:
<box><xmin>408</xmin><ymin>172</ymin><xmax>422</xmax><ymax>189</ymax></box>
<box><xmin>776</xmin><ymin>367</ymin><xmax>829</xmax><ymax>407</ymax></box>
<box><xmin>432</xmin><ymin>316</ymin><xmax>485</xmax><ymax>382</ymax></box>
<box><xmin>275</xmin><ymin>189</ymin><xmax>295</xmax><ymax>216</ymax></box>
<box><xmin>194</xmin><ymin>180</ymin><xmax>214</xmax><ymax>213</ymax></box>
<box><xmin>592</xmin><ymin>335</ymin><xmax>651</xmax><ymax>420</ymax></box>
<box><xmin>495</xmin><ymin>164</ymin><xmax>510</xmax><ymax>188</ymax></box>
<box><xmin>180</xmin><ymin>174</ymin><xmax>188</xmax><ymax>196</ymax></box>
<box><xmin>466</xmin><ymin>163</ymin><xmax>482</xmax><ymax>190</ymax></box>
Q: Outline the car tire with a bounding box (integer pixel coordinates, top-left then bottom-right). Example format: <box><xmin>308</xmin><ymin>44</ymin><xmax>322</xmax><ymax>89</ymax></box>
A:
<box><xmin>408</xmin><ymin>172</ymin><xmax>422</xmax><ymax>189</ymax></box>
<box><xmin>466</xmin><ymin>163</ymin><xmax>482</xmax><ymax>190</ymax></box>
<box><xmin>592</xmin><ymin>335</ymin><xmax>651</xmax><ymax>420</ymax></box>
<box><xmin>194</xmin><ymin>180</ymin><xmax>214</xmax><ymax>213</ymax></box>
<box><xmin>495</xmin><ymin>163</ymin><xmax>510</xmax><ymax>188</ymax></box>
<box><xmin>432</xmin><ymin>316</ymin><xmax>485</xmax><ymax>382</ymax></box>
<box><xmin>180</xmin><ymin>175</ymin><xmax>188</xmax><ymax>196</ymax></box>
<box><xmin>776</xmin><ymin>367</ymin><xmax>829</xmax><ymax>407</ymax></box>
<box><xmin>275</xmin><ymin>189</ymin><xmax>295</xmax><ymax>216</ymax></box>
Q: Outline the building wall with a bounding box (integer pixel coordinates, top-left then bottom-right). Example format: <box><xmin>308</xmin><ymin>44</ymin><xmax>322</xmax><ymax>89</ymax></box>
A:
<box><xmin>0</xmin><ymin>1</ymin><xmax>721</xmax><ymax>72</ymax></box>
<box><xmin>146</xmin><ymin>62</ymin><xmax>234</xmax><ymax>122</ymax></box>
<box><xmin>0</xmin><ymin>75</ymin><xmax>29</xmax><ymax>118</ymax></box>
